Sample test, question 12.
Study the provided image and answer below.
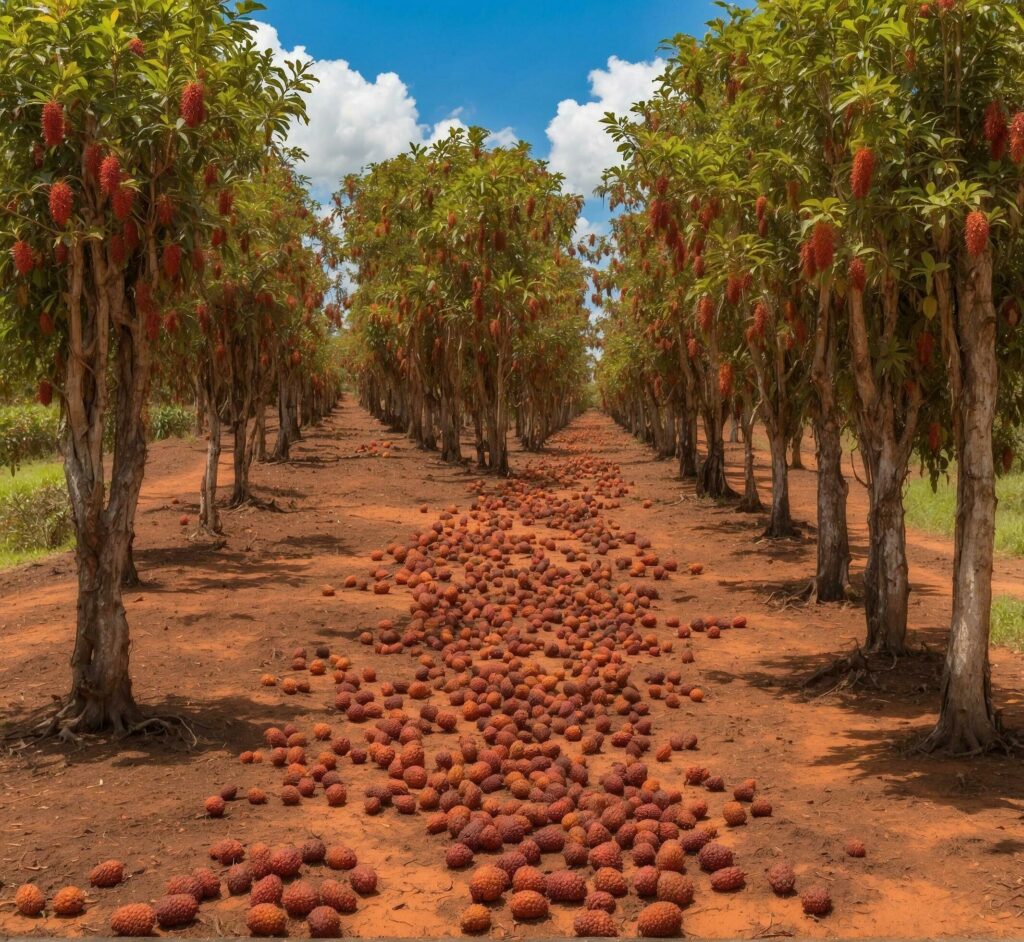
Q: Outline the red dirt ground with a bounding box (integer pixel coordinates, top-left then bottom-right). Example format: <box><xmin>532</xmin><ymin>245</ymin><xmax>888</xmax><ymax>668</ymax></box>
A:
<box><xmin>0</xmin><ymin>401</ymin><xmax>1022</xmax><ymax>939</ymax></box>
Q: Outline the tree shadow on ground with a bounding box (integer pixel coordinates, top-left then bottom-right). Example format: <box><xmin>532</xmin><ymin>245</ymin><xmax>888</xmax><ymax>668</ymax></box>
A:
<box><xmin>1</xmin><ymin>692</ymin><xmax>308</xmax><ymax>770</ymax></box>
<box><xmin>701</xmin><ymin>638</ymin><xmax>1024</xmax><ymax>817</ymax></box>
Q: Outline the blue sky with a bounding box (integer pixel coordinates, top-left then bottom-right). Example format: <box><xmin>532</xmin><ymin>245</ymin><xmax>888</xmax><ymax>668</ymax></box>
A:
<box><xmin>251</xmin><ymin>1</ymin><xmax>718</xmax><ymax>230</ymax></box>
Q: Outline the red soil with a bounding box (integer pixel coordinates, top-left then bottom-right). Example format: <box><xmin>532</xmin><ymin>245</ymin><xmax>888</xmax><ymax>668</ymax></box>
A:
<box><xmin>0</xmin><ymin>402</ymin><xmax>1021</xmax><ymax>939</ymax></box>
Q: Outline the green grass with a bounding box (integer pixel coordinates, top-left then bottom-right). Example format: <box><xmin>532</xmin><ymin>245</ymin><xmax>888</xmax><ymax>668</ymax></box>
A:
<box><xmin>0</xmin><ymin>460</ymin><xmax>73</xmax><ymax>567</ymax></box>
<box><xmin>991</xmin><ymin>596</ymin><xmax>1024</xmax><ymax>652</ymax></box>
<box><xmin>0</xmin><ymin>459</ymin><xmax>64</xmax><ymax>497</ymax></box>
<box><xmin>904</xmin><ymin>469</ymin><xmax>1024</xmax><ymax>557</ymax></box>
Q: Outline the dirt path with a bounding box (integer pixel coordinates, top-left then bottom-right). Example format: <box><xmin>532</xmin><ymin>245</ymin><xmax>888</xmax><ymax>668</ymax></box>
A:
<box><xmin>733</xmin><ymin>426</ymin><xmax>1024</xmax><ymax>603</ymax></box>
<box><xmin>0</xmin><ymin>403</ymin><xmax>1021</xmax><ymax>939</ymax></box>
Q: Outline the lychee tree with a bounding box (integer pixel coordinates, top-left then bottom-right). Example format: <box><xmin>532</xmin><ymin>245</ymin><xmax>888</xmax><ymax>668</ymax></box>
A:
<box><xmin>339</xmin><ymin>128</ymin><xmax>590</xmax><ymax>473</ymax></box>
<box><xmin>0</xmin><ymin>0</ymin><xmax>312</xmax><ymax>734</ymax></box>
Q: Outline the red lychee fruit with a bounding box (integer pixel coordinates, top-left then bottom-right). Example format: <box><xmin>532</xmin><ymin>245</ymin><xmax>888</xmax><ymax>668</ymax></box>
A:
<box><xmin>52</xmin><ymin>886</ymin><xmax>86</xmax><ymax>916</ymax></box>
<box><xmin>89</xmin><ymin>859</ymin><xmax>125</xmax><ymax>888</ymax></box>
<box><xmin>802</xmin><ymin>884</ymin><xmax>832</xmax><ymax>916</ymax></box>
<box><xmin>851</xmin><ymin>147</ymin><xmax>875</xmax><ymax>199</ymax></box>
<box><xmin>574</xmin><ymin>909</ymin><xmax>618</xmax><ymax>937</ymax></box>
<box><xmin>246</xmin><ymin>903</ymin><xmax>287</xmax><ymax>937</ymax></box>
<box><xmin>110</xmin><ymin>903</ymin><xmax>156</xmax><ymax>936</ymax></box>
<box><xmin>49</xmin><ymin>181</ymin><xmax>74</xmax><ymax>227</ymax></box>
<box><xmin>308</xmin><ymin>905</ymin><xmax>341</xmax><ymax>938</ymax></box>
<box><xmin>99</xmin><ymin>155</ymin><xmax>122</xmax><ymax>196</ymax></box>
<box><xmin>460</xmin><ymin>903</ymin><xmax>491</xmax><ymax>934</ymax></box>
<box><xmin>42</xmin><ymin>100</ymin><xmax>65</xmax><ymax>148</ymax></box>
<box><xmin>180</xmin><ymin>82</ymin><xmax>207</xmax><ymax>128</ymax></box>
<box><xmin>636</xmin><ymin>901</ymin><xmax>683</xmax><ymax>937</ymax></box>
<box><xmin>965</xmin><ymin>210</ymin><xmax>989</xmax><ymax>258</ymax></box>
<box><xmin>12</xmin><ymin>240</ymin><xmax>35</xmax><ymax>276</ymax></box>
<box><xmin>154</xmin><ymin>894</ymin><xmax>198</xmax><ymax>929</ymax></box>
<box><xmin>812</xmin><ymin>221</ymin><xmax>835</xmax><ymax>270</ymax></box>
<box><xmin>15</xmin><ymin>884</ymin><xmax>45</xmax><ymax>917</ymax></box>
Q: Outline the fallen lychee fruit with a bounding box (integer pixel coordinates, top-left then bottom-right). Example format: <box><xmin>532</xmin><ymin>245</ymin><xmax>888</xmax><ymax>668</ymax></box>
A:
<box><xmin>637</xmin><ymin>901</ymin><xmax>683</xmax><ymax>938</ymax></box>
<box><xmin>574</xmin><ymin>909</ymin><xmax>618</xmax><ymax>937</ymax></box>
<box><xmin>246</xmin><ymin>903</ymin><xmax>287</xmax><ymax>937</ymax></box>
<box><xmin>460</xmin><ymin>903</ymin><xmax>491</xmax><ymax>934</ymax></box>
<box><xmin>308</xmin><ymin>905</ymin><xmax>341</xmax><ymax>938</ymax></box>
<box><xmin>767</xmin><ymin>861</ymin><xmax>796</xmax><ymax>896</ymax></box>
<box><xmin>14</xmin><ymin>884</ymin><xmax>45</xmax><ymax>917</ymax></box>
<box><xmin>802</xmin><ymin>884</ymin><xmax>832</xmax><ymax>916</ymax></box>
<box><xmin>89</xmin><ymin>859</ymin><xmax>125</xmax><ymax>888</ymax></box>
<box><xmin>154</xmin><ymin>894</ymin><xmax>198</xmax><ymax>929</ymax></box>
<box><xmin>51</xmin><ymin>886</ymin><xmax>85</xmax><ymax>917</ymax></box>
<box><xmin>110</xmin><ymin>903</ymin><xmax>156</xmax><ymax>937</ymax></box>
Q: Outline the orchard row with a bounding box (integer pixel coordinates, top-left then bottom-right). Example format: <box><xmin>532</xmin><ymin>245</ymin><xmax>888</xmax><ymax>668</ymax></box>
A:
<box><xmin>588</xmin><ymin>0</ymin><xmax>1024</xmax><ymax>754</ymax></box>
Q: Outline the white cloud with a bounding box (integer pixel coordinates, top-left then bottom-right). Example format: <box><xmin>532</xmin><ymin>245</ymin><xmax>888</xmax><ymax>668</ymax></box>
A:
<box><xmin>546</xmin><ymin>55</ymin><xmax>666</xmax><ymax>198</ymax></box>
<box><xmin>251</xmin><ymin>22</ymin><xmax>515</xmax><ymax>195</ymax></box>
<box><xmin>574</xmin><ymin>215</ymin><xmax>608</xmax><ymax>245</ymax></box>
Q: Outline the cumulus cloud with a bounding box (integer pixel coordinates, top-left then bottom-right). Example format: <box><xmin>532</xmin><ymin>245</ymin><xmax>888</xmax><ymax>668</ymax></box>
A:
<box><xmin>574</xmin><ymin>215</ymin><xmax>608</xmax><ymax>245</ymax></box>
<box><xmin>546</xmin><ymin>55</ymin><xmax>666</xmax><ymax>198</ymax></box>
<box><xmin>251</xmin><ymin>22</ymin><xmax>514</xmax><ymax>194</ymax></box>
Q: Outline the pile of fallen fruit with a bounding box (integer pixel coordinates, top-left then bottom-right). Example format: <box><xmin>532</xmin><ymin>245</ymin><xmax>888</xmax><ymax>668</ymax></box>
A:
<box><xmin>10</xmin><ymin>430</ymin><xmax>865</xmax><ymax>937</ymax></box>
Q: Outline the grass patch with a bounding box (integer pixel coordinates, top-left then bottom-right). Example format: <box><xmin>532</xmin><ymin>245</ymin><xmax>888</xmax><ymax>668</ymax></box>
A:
<box><xmin>0</xmin><ymin>460</ymin><xmax>73</xmax><ymax>567</ymax></box>
<box><xmin>991</xmin><ymin>596</ymin><xmax>1024</xmax><ymax>652</ymax></box>
<box><xmin>904</xmin><ymin>469</ymin><xmax>1024</xmax><ymax>557</ymax></box>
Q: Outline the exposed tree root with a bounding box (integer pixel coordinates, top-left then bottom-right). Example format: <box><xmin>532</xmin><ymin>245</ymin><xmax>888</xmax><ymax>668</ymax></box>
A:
<box><xmin>6</xmin><ymin>698</ymin><xmax>196</xmax><ymax>749</ymax></box>
<box><xmin>801</xmin><ymin>646</ymin><xmax>900</xmax><ymax>697</ymax></box>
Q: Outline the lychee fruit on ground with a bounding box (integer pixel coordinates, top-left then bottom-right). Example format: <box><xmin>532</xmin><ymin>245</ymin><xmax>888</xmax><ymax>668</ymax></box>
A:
<box><xmin>14</xmin><ymin>884</ymin><xmax>45</xmax><ymax>917</ymax></box>
<box><xmin>510</xmin><ymin>889</ymin><xmax>549</xmax><ymax>920</ymax></box>
<box><xmin>52</xmin><ymin>886</ymin><xmax>86</xmax><ymax>917</ymax></box>
<box><xmin>226</xmin><ymin>865</ymin><xmax>253</xmax><ymax>896</ymax></box>
<box><xmin>192</xmin><ymin>867</ymin><xmax>222</xmax><ymax>900</ymax></box>
<box><xmin>845</xmin><ymin>838</ymin><xmax>867</xmax><ymax>858</ymax></box>
<box><xmin>89</xmin><ymin>859</ymin><xmax>125</xmax><ymax>888</ymax></box>
<box><xmin>154</xmin><ymin>893</ymin><xmax>199</xmax><ymax>929</ymax></box>
<box><xmin>697</xmin><ymin>842</ymin><xmax>733</xmax><ymax>872</ymax></box>
<box><xmin>460</xmin><ymin>903</ymin><xmax>491</xmax><ymax>934</ymax></box>
<box><xmin>308</xmin><ymin>905</ymin><xmax>342</xmax><ymax>938</ymax></box>
<box><xmin>320</xmin><ymin>879</ymin><xmax>358</xmax><ymax>914</ymax></box>
<box><xmin>637</xmin><ymin>900</ymin><xmax>683</xmax><ymax>937</ymax></box>
<box><xmin>802</xmin><ymin>884</ymin><xmax>833</xmax><ymax>916</ymax></box>
<box><xmin>110</xmin><ymin>903</ymin><xmax>157</xmax><ymax>937</ymax></box>
<box><xmin>722</xmin><ymin>801</ymin><xmax>747</xmax><ymax>827</ymax></box>
<box><xmin>204</xmin><ymin>795</ymin><xmax>226</xmax><ymax>817</ymax></box>
<box><xmin>282</xmin><ymin>879</ymin><xmax>320</xmax><ymax>917</ymax></box>
<box><xmin>710</xmin><ymin>866</ymin><xmax>746</xmax><ymax>892</ymax></box>
<box><xmin>574</xmin><ymin>909</ymin><xmax>619</xmax><ymax>937</ymax></box>
<box><xmin>546</xmin><ymin>868</ymin><xmax>588</xmax><ymax>902</ymax></box>
<box><xmin>250</xmin><ymin>875</ymin><xmax>284</xmax><ymax>906</ymax></box>
<box><xmin>656</xmin><ymin>871</ymin><xmax>694</xmax><ymax>907</ymax></box>
<box><xmin>325</xmin><ymin>845</ymin><xmax>357</xmax><ymax>870</ymax></box>
<box><xmin>167</xmin><ymin>874</ymin><xmax>203</xmax><ymax>901</ymax></box>
<box><xmin>750</xmin><ymin>797</ymin><xmax>773</xmax><ymax>817</ymax></box>
<box><xmin>246</xmin><ymin>903</ymin><xmax>288</xmax><ymax>937</ymax></box>
<box><xmin>469</xmin><ymin>864</ymin><xmax>509</xmax><ymax>902</ymax></box>
<box><xmin>767</xmin><ymin>861</ymin><xmax>796</xmax><ymax>896</ymax></box>
<box><xmin>348</xmin><ymin>864</ymin><xmax>378</xmax><ymax>895</ymax></box>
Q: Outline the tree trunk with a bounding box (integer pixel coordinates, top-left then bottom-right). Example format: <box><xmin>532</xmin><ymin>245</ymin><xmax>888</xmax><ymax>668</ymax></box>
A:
<box><xmin>678</xmin><ymin>408</ymin><xmax>698</xmax><ymax>479</ymax></box>
<box><xmin>813</xmin><ymin>414</ymin><xmax>850</xmax><ymax>601</ymax></box>
<box><xmin>697</xmin><ymin>409</ymin><xmax>735</xmax><ymax>499</ymax></box>
<box><xmin>67</xmin><ymin>526</ymin><xmax>139</xmax><ymax>731</ymax></box>
<box><xmin>789</xmin><ymin>424</ymin><xmax>805</xmax><ymax>470</ymax></box>
<box><xmin>60</xmin><ymin>297</ymin><xmax>149</xmax><ymax>733</ymax></box>
<box><xmin>764</xmin><ymin>427</ymin><xmax>796</xmax><ymax>537</ymax></box>
<box><xmin>811</xmin><ymin>283</ymin><xmax>851</xmax><ymax>602</ymax></box>
<box><xmin>736</xmin><ymin>400</ymin><xmax>762</xmax><ymax>513</ymax></box>
<box><xmin>230</xmin><ymin>418</ymin><xmax>250</xmax><ymax>507</ymax></box>
<box><xmin>199</xmin><ymin>396</ymin><xmax>222</xmax><ymax>533</ymax></box>
<box><xmin>925</xmin><ymin>245</ymin><xmax>1002</xmax><ymax>752</ymax></box>
<box><xmin>862</xmin><ymin>459</ymin><xmax>909</xmax><ymax>655</ymax></box>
